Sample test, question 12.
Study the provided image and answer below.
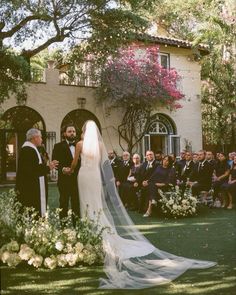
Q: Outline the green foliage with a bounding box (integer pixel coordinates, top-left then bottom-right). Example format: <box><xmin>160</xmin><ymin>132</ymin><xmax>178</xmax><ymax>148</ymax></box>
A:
<box><xmin>0</xmin><ymin>0</ymin><xmax>151</xmax><ymax>102</ymax></box>
<box><xmin>0</xmin><ymin>48</ymin><xmax>29</xmax><ymax>104</ymax></box>
<box><xmin>149</xmin><ymin>0</ymin><xmax>236</xmax><ymax>150</ymax></box>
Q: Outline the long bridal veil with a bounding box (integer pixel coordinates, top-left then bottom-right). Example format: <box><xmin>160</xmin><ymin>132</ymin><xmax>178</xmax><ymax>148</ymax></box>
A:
<box><xmin>81</xmin><ymin>121</ymin><xmax>216</xmax><ymax>289</ymax></box>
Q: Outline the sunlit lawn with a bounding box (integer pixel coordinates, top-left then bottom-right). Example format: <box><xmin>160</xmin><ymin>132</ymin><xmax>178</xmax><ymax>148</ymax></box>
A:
<box><xmin>1</xmin><ymin>184</ymin><xmax>236</xmax><ymax>294</ymax></box>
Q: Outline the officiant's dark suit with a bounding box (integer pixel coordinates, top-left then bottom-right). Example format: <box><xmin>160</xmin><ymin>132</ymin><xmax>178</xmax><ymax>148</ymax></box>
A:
<box><xmin>52</xmin><ymin>126</ymin><xmax>81</xmax><ymax>219</ymax></box>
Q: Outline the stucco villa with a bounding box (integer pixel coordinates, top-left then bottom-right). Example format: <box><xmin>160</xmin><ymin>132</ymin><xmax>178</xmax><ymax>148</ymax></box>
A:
<box><xmin>0</xmin><ymin>35</ymin><xmax>209</xmax><ymax>182</ymax></box>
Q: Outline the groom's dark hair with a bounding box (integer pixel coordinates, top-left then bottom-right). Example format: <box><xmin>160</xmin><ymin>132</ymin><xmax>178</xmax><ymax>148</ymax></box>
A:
<box><xmin>62</xmin><ymin>124</ymin><xmax>76</xmax><ymax>133</ymax></box>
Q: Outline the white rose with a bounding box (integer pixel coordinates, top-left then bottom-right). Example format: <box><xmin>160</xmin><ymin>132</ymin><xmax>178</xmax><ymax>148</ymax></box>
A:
<box><xmin>65</xmin><ymin>253</ymin><xmax>78</xmax><ymax>266</ymax></box>
<box><xmin>28</xmin><ymin>255</ymin><xmax>43</xmax><ymax>268</ymax></box>
<box><xmin>6</xmin><ymin>241</ymin><xmax>19</xmax><ymax>252</ymax></box>
<box><xmin>75</xmin><ymin>242</ymin><xmax>84</xmax><ymax>254</ymax></box>
<box><xmin>44</xmin><ymin>256</ymin><xmax>57</xmax><ymax>269</ymax></box>
<box><xmin>19</xmin><ymin>244</ymin><xmax>35</xmax><ymax>261</ymax></box>
<box><xmin>57</xmin><ymin>254</ymin><xmax>67</xmax><ymax>267</ymax></box>
<box><xmin>5</xmin><ymin>253</ymin><xmax>21</xmax><ymax>267</ymax></box>
<box><xmin>173</xmin><ymin>204</ymin><xmax>178</xmax><ymax>210</ymax></box>
<box><xmin>55</xmin><ymin>241</ymin><xmax>64</xmax><ymax>252</ymax></box>
<box><xmin>168</xmin><ymin>199</ymin><xmax>174</xmax><ymax>205</ymax></box>
<box><xmin>192</xmin><ymin>208</ymin><xmax>196</xmax><ymax>213</ymax></box>
<box><xmin>1</xmin><ymin>251</ymin><xmax>11</xmax><ymax>263</ymax></box>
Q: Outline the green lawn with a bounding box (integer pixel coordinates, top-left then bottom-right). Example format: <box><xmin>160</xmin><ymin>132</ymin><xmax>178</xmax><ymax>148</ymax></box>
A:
<box><xmin>1</xmin><ymin>184</ymin><xmax>236</xmax><ymax>295</ymax></box>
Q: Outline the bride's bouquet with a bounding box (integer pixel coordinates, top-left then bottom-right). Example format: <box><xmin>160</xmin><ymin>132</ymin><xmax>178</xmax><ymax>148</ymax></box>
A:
<box><xmin>0</xmin><ymin>190</ymin><xmax>106</xmax><ymax>269</ymax></box>
<box><xmin>158</xmin><ymin>186</ymin><xmax>198</xmax><ymax>218</ymax></box>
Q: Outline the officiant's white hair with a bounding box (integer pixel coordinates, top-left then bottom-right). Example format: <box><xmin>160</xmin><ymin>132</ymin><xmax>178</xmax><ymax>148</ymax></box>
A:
<box><xmin>26</xmin><ymin>128</ymin><xmax>41</xmax><ymax>141</ymax></box>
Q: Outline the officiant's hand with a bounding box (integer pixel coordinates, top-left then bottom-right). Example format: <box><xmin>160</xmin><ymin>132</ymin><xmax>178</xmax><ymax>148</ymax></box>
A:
<box><xmin>49</xmin><ymin>160</ymin><xmax>59</xmax><ymax>170</ymax></box>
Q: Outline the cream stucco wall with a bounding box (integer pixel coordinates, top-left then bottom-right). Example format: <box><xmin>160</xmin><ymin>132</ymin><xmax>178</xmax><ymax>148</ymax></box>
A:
<box><xmin>1</xmin><ymin>46</ymin><xmax>203</xmax><ymax>157</ymax></box>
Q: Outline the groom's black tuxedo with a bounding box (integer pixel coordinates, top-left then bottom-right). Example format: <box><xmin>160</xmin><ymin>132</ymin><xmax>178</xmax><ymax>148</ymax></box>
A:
<box><xmin>52</xmin><ymin>141</ymin><xmax>81</xmax><ymax>219</ymax></box>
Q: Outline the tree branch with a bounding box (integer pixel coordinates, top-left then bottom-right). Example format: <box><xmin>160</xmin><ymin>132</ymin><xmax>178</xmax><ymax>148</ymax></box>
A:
<box><xmin>0</xmin><ymin>15</ymin><xmax>51</xmax><ymax>39</ymax></box>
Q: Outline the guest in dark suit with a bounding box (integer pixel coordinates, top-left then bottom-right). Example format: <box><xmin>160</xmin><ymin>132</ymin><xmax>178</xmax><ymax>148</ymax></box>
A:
<box><xmin>16</xmin><ymin>129</ymin><xmax>58</xmax><ymax>216</ymax></box>
<box><xmin>178</xmin><ymin>151</ymin><xmax>195</xmax><ymax>189</ymax></box>
<box><xmin>188</xmin><ymin>150</ymin><xmax>213</xmax><ymax>196</ymax></box>
<box><xmin>119</xmin><ymin>153</ymin><xmax>142</xmax><ymax>210</ymax></box>
<box><xmin>206</xmin><ymin>151</ymin><xmax>216</xmax><ymax>174</ymax></box>
<box><xmin>108</xmin><ymin>150</ymin><xmax>121</xmax><ymax>182</ymax></box>
<box><xmin>134</xmin><ymin>150</ymin><xmax>159</xmax><ymax>213</ymax></box>
<box><xmin>143</xmin><ymin>155</ymin><xmax>176</xmax><ymax>217</ymax></box>
<box><xmin>52</xmin><ymin>125</ymin><xmax>80</xmax><ymax>220</ymax></box>
<box><xmin>116</xmin><ymin>151</ymin><xmax>133</xmax><ymax>205</ymax></box>
<box><xmin>176</xmin><ymin>150</ymin><xmax>186</xmax><ymax>177</ymax></box>
<box><xmin>155</xmin><ymin>150</ymin><xmax>163</xmax><ymax>166</ymax></box>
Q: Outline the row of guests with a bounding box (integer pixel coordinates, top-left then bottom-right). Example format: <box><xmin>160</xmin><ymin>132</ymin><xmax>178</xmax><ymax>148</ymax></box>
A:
<box><xmin>108</xmin><ymin>150</ymin><xmax>236</xmax><ymax>217</ymax></box>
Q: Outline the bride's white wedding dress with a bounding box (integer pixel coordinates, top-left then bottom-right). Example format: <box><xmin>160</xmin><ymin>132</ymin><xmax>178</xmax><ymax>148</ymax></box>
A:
<box><xmin>78</xmin><ymin>121</ymin><xmax>216</xmax><ymax>289</ymax></box>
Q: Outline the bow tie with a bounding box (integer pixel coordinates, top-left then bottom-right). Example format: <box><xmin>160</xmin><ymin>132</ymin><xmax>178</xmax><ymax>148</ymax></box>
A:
<box><xmin>69</xmin><ymin>142</ymin><xmax>76</xmax><ymax>147</ymax></box>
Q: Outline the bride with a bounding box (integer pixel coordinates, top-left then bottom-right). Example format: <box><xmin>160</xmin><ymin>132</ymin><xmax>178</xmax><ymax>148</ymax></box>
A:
<box><xmin>70</xmin><ymin>120</ymin><xmax>216</xmax><ymax>289</ymax></box>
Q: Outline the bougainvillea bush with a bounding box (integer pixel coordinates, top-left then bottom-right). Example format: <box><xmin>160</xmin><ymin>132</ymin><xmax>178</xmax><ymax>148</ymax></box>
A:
<box><xmin>98</xmin><ymin>45</ymin><xmax>184</xmax><ymax>152</ymax></box>
<box><xmin>99</xmin><ymin>45</ymin><xmax>184</xmax><ymax>109</ymax></box>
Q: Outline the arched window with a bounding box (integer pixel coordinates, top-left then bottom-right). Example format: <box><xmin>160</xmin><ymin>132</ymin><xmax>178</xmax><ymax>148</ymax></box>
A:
<box><xmin>143</xmin><ymin>113</ymin><xmax>179</xmax><ymax>156</ymax></box>
<box><xmin>61</xmin><ymin>109</ymin><xmax>101</xmax><ymax>140</ymax></box>
<box><xmin>0</xmin><ymin>106</ymin><xmax>46</xmax><ymax>182</ymax></box>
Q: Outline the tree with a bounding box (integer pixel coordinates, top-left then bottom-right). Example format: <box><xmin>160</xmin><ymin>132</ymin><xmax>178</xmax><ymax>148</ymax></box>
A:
<box><xmin>0</xmin><ymin>0</ymin><xmax>153</xmax><ymax>103</ymax></box>
<box><xmin>99</xmin><ymin>45</ymin><xmax>184</xmax><ymax>152</ymax></box>
<box><xmin>148</xmin><ymin>0</ymin><xmax>236</xmax><ymax>151</ymax></box>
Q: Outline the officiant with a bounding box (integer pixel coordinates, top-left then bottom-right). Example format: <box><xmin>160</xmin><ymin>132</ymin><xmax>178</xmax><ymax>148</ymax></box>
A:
<box><xmin>16</xmin><ymin>129</ymin><xmax>58</xmax><ymax>216</ymax></box>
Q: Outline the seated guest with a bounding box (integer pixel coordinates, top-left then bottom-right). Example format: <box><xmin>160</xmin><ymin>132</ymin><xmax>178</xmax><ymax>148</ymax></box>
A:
<box><xmin>169</xmin><ymin>153</ymin><xmax>179</xmax><ymax>175</ymax></box>
<box><xmin>188</xmin><ymin>150</ymin><xmax>213</xmax><ymax>196</ymax></box>
<box><xmin>120</xmin><ymin>153</ymin><xmax>142</xmax><ymax>209</ymax></box>
<box><xmin>108</xmin><ymin>150</ymin><xmax>121</xmax><ymax>182</ymax></box>
<box><xmin>212</xmin><ymin>152</ymin><xmax>230</xmax><ymax>201</ymax></box>
<box><xmin>134</xmin><ymin>150</ymin><xmax>159</xmax><ymax>213</ymax></box>
<box><xmin>192</xmin><ymin>152</ymin><xmax>198</xmax><ymax>164</ymax></box>
<box><xmin>178</xmin><ymin>150</ymin><xmax>186</xmax><ymax>166</ymax></box>
<box><xmin>116</xmin><ymin>151</ymin><xmax>133</xmax><ymax>204</ymax></box>
<box><xmin>222</xmin><ymin>155</ymin><xmax>236</xmax><ymax>209</ymax></box>
<box><xmin>206</xmin><ymin>150</ymin><xmax>216</xmax><ymax>173</ymax></box>
<box><xmin>178</xmin><ymin>151</ymin><xmax>194</xmax><ymax>189</ymax></box>
<box><xmin>155</xmin><ymin>151</ymin><xmax>163</xmax><ymax>166</ymax></box>
<box><xmin>143</xmin><ymin>155</ymin><xmax>176</xmax><ymax>217</ymax></box>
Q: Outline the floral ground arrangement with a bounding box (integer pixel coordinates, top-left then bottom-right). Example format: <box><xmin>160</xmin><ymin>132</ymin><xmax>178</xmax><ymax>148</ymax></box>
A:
<box><xmin>158</xmin><ymin>186</ymin><xmax>198</xmax><ymax>218</ymax></box>
<box><xmin>0</xmin><ymin>190</ymin><xmax>105</xmax><ymax>269</ymax></box>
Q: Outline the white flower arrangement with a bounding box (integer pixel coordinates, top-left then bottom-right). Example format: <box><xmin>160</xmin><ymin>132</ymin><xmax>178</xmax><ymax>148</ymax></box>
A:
<box><xmin>0</xmin><ymin>190</ymin><xmax>106</xmax><ymax>269</ymax></box>
<box><xmin>158</xmin><ymin>186</ymin><xmax>198</xmax><ymax>218</ymax></box>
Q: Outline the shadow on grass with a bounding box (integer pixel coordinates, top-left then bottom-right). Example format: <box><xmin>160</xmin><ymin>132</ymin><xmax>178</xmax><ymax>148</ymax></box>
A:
<box><xmin>1</xmin><ymin>263</ymin><xmax>236</xmax><ymax>295</ymax></box>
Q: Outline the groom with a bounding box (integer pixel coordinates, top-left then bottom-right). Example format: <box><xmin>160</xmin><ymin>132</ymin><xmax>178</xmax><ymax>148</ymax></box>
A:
<box><xmin>52</xmin><ymin>125</ymin><xmax>80</xmax><ymax>220</ymax></box>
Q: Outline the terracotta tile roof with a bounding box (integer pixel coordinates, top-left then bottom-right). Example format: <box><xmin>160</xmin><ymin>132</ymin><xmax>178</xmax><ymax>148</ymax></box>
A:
<box><xmin>136</xmin><ymin>34</ymin><xmax>210</xmax><ymax>55</ymax></box>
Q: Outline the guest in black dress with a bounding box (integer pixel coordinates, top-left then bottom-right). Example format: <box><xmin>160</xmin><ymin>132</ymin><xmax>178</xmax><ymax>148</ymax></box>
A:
<box><xmin>143</xmin><ymin>155</ymin><xmax>176</xmax><ymax>217</ymax></box>
<box><xmin>221</xmin><ymin>155</ymin><xmax>236</xmax><ymax>209</ymax></box>
<box><xmin>212</xmin><ymin>152</ymin><xmax>230</xmax><ymax>201</ymax></box>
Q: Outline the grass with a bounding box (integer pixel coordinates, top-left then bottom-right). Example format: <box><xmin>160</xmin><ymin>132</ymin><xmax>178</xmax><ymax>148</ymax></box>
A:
<box><xmin>1</xmin><ymin>184</ymin><xmax>236</xmax><ymax>295</ymax></box>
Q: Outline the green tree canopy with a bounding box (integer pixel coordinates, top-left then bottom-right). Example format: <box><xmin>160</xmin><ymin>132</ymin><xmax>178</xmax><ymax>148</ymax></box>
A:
<box><xmin>0</xmin><ymin>0</ymin><xmax>154</xmax><ymax>103</ymax></box>
<box><xmin>149</xmin><ymin>0</ymin><xmax>236</xmax><ymax>151</ymax></box>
